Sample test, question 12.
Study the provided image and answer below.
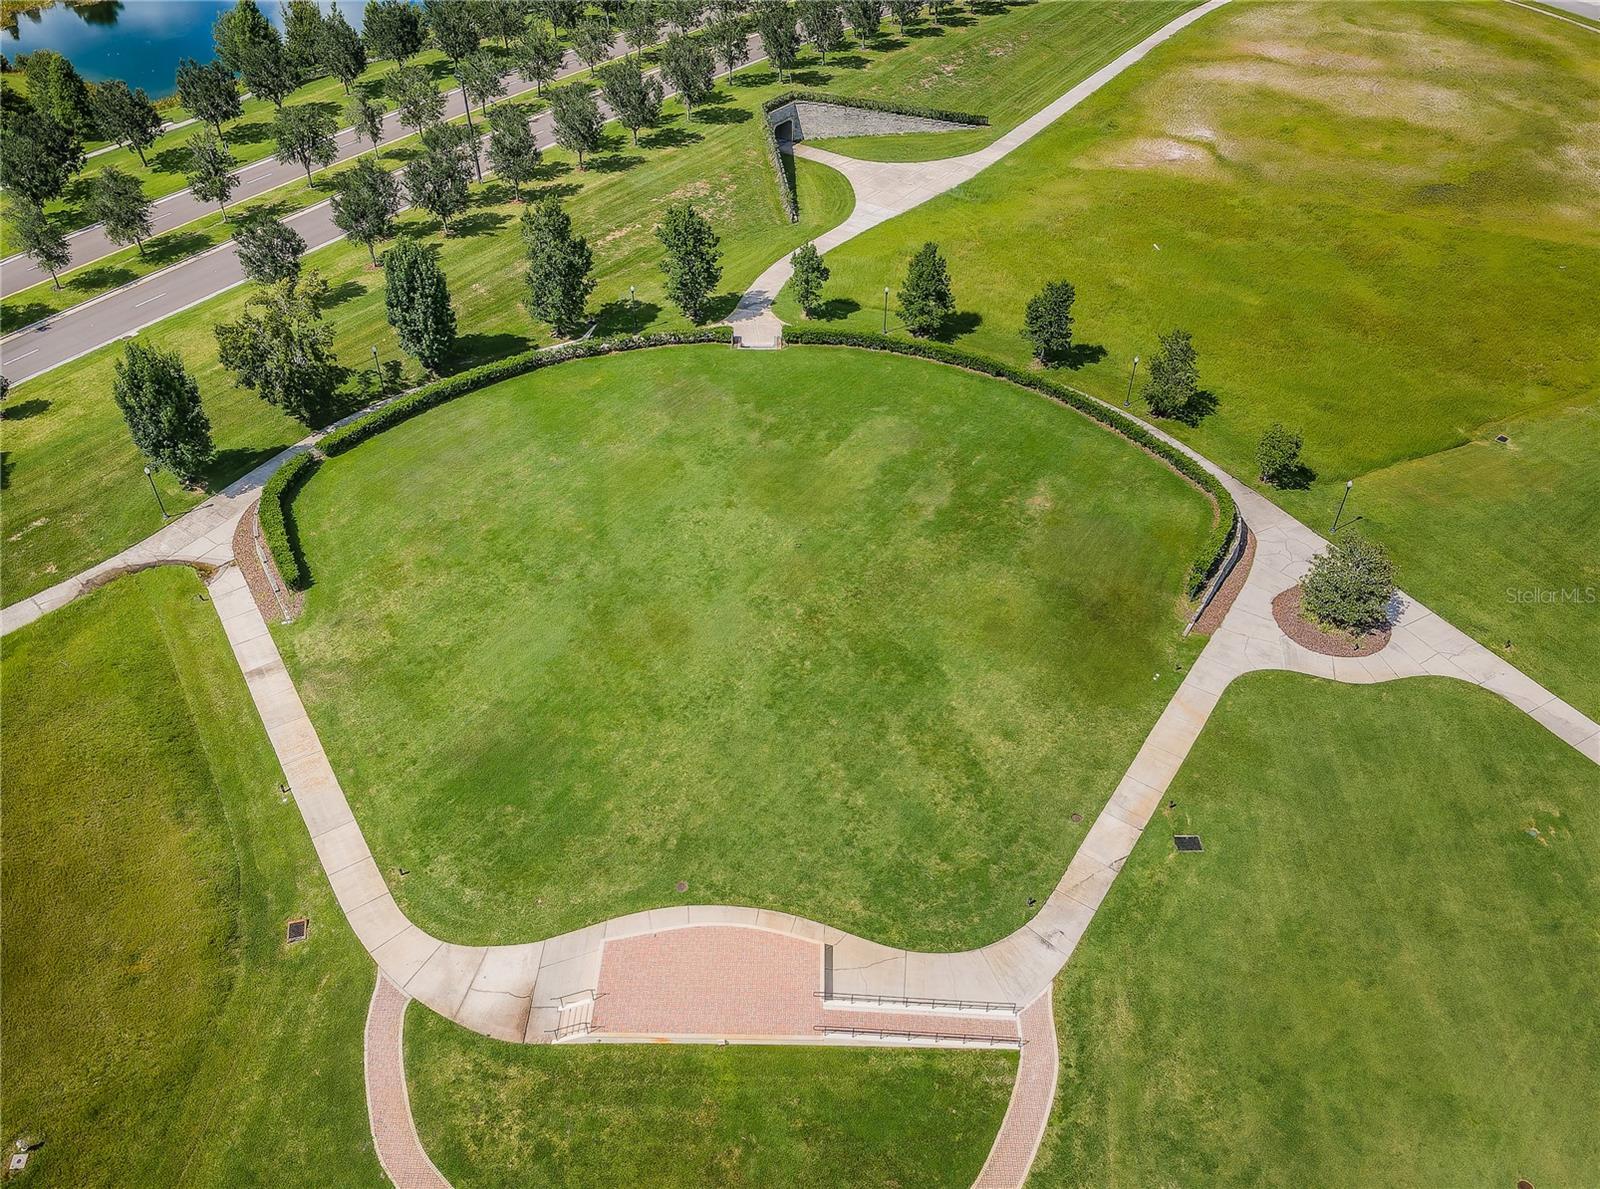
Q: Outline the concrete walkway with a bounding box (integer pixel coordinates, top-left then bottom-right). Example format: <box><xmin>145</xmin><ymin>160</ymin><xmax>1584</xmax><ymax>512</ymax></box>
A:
<box><xmin>727</xmin><ymin>0</ymin><xmax>1234</xmax><ymax>346</ymax></box>
<box><xmin>365</xmin><ymin>974</ymin><xmax>452</xmax><ymax>1189</ymax></box>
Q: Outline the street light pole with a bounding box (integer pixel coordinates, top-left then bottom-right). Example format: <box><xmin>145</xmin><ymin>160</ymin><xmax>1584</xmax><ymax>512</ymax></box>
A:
<box><xmin>882</xmin><ymin>286</ymin><xmax>890</xmax><ymax>334</ymax></box>
<box><xmin>1331</xmin><ymin>479</ymin><xmax>1353</xmax><ymax>534</ymax></box>
<box><xmin>1124</xmin><ymin>354</ymin><xmax>1140</xmax><ymax>407</ymax></box>
<box><xmin>144</xmin><ymin>465</ymin><xmax>170</xmax><ymax>520</ymax></box>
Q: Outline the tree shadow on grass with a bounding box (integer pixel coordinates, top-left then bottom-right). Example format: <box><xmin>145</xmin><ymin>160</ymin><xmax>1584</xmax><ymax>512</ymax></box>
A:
<box><xmin>589</xmin><ymin>151</ymin><xmax>644</xmax><ymax>173</ymax></box>
<box><xmin>1152</xmin><ymin>388</ymin><xmax>1220</xmax><ymax>427</ymax></box>
<box><xmin>640</xmin><ymin>124</ymin><xmax>703</xmax><ymax>150</ymax></box>
<box><xmin>1</xmin><ymin>303</ymin><xmax>58</xmax><ymax>334</ymax></box>
<box><xmin>789</xmin><ymin>68</ymin><xmax>834</xmax><ymax>86</ymax></box>
<box><xmin>0</xmin><ymin>398</ymin><xmax>50</xmax><ymax>421</ymax></box>
<box><xmin>1051</xmin><ymin>341</ymin><xmax>1108</xmax><ymax>370</ymax></box>
<box><xmin>825</xmin><ymin>53</ymin><xmax>870</xmax><ymax>72</ymax></box>
<box><xmin>452</xmin><ymin>208</ymin><xmax>513</xmax><ymax>237</ymax></box>
<box><xmin>138</xmin><ymin>229</ymin><xmax>211</xmax><ymax>268</ymax></box>
<box><xmin>319</xmin><ymin>279</ymin><xmax>367</xmax><ymax>309</ymax></box>
<box><xmin>203</xmin><ymin>443</ymin><xmax>293</xmax><ymax>492</ymax></box>
<box><xmin>704</xmin><ymin>291</ymin><xmax>745</xmax><ymax>323</ymax></box>
<box><xmin>935</xmin><ymin>310</ymin><xmax>983</xmax><ymax>341</ymax></box>
<box><xmin>526</xmin><ymin>180</ymin><xmax>582</xmax><ymax>203</ymax></box>
<box><xmin>0</xmin><ymin>450</ymin><xmax>10</xmax><ymax>491</ymax></box>
<box><xmin>1265</xmin><ymin>461</ymin><xmax>1318</xmax><ymax>491</ymax></box>
<box><xmin>691</xmin><ymin>104</ymin><xmax>751</xmax><ymax>126</ymax></box>
<box><xmin>809</xmin><ymin>297</ymin><xmax>861</xmax><ymax>322</ymax></box>
<box><xmin>901</xmin><ymin>23</ymin><xmax>946</xmax><ymax>38</ymax></box>
<box><xmin>594</xmin><ymin>297</ymin><xmax>663</xmax><ymax>336</ymax></box>
<box><xmin>449</xmin><ymin>330</ymin><xmax>533</xmax><ymax>369</ymax></box>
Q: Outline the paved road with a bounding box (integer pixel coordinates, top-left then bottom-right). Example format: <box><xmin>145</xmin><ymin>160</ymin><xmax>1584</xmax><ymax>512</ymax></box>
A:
<box><xmin>0</xmin><ymin>36</ymin><xmax>625</xmax><ymax>297</ymax></box>
<box><xmin>1</xmin><ymin>31</ymin><xmax>767</xmax><ymax>384</ymax></box>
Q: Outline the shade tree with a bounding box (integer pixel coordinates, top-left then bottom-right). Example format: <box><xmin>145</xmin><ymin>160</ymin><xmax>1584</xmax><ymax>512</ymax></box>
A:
<box><xmin>404</xmin><ymin>122</ymin><xmax>476</xmax><ymax>233</ymax></box>
<box><xmin>319</xmin><ymin>7</ymin><xmax>369</xmax><ymax>92</ymax></box>
<box><xmin>790</xmin><ymin>242</ymin><xmax>829</xmax><ymax>317</ymax></box>
<box><xmin>660</xmin><ymin>32</ymin><xmax>714</xmax><ymax>110</ymax></box>
<box><xmin>516</xmin><ymin>22</ymin><xmax>564</xmax><ymax>92</ymax></box>
<box><xmin>521</xmin><ymin>196</ymin><xmax>594</xmax><ymax>335</ymax></box>
<box><xmin>1301</xmin><ymin>532</ymin><xmax>1395</xmax><ymax>634</ymax></box>
<box><xmin>345</xmin><ymin>94</ymin><xmax>387</xmax><ymax>154</ymax></box>
<box><xmin>89</xmin><ymin>80</ymin><xmax>162</xmax><ymax>167</ymax></box>
<box><xmin>897</xmin><ymin>241</ymin><xmax>954</xmax><ymax>337</ymax></box>
<box><xmin>214</xmin><ymin>271</ymin><xmax>340</xmax><ymax>424</ymax></box>
<box><xmin>331</xmin><ymin>156</ymin><xmax>403</xmax><ymax>263</ymax></box>
<box><xmin>799</xmin><ymin>0</ymin><xmax>845</xmax><ymax>63</ymax></box>
<box><xmin>573</xmin><ymin>17</ymin><xmax>615</xmax><ymax>73</ymax></box>
<box><xmin>385</xmin><ymin>63</ymin><xmax>445</xmax><ymax>133</ymax></box>
<box><xmin>383</xmin><ymin>236</ymin><xmax>458</xmax><ymax>372</ymax></box>
<box><xmin>548</xmin><ymin>83</ymin><xmax>604</xmax><ymax>169</ymax></box>
<box><xmin>1142</xmin><ymin>328</ymin><xmax>1200</xmax><ymax>419</ymax></box>
<box><xmin>656</xmin><ymin>201</ymin><xmax>722</xmax><ymax>323</ymax></box>
<box><xmin>0</xmin><ymin>97</ymin><xmax>83</xmax><ymax>209</ymax></box>
<box><xmin>487</xmin><ymin>103</ymin><xmax>542</xmax><ymax>199</ymax></box>
<box><xmin>7</xmin><ymin>203</ymin><xmax>72</xmax><ymax>289</ymax></box>
<box><xmin>234</xmin><ymin>213</ymin><xmax>306</xmax><ymax>284</ymax></box>
<box><xmin>111</xmin><ymin>341</ymin><xmax>214</xmax><ymax>485</ymax></box>
<box><xmin>599</xmin><ymin>58</ymin><xmax>663</xmax><ymax>144</ymax></box>
<box><xmin>272</xmin><ymin>103</ymin><xmax>339</xmax><ymax>182</ymax></box>
<box><xmin>754</xmin><ymin>3</ymin><xmax>799</xmax><ymax>82</ymax></box>
<box><xmin>175</xmin><ymin>58</ymin><xmax>242</xmax><ymax>137</ymax></box>
<box><xmin>88</xmin><ymin>166</ymin><xmax>153</xmax><ymax>257</ymax></box>
<box><xmin>363</xmin><ymin>0</ymin><xmax>426</xmax><ymax>63</ymax></box>
<box><xmin>185</xmin><ymin>129</ymin><xmax>240</xmax><ymax>219</ymax></box>
<box><xmin>1021</xmin><ymin>279</ymin><xmax>1075</xmax><ymax>364</ymax></box>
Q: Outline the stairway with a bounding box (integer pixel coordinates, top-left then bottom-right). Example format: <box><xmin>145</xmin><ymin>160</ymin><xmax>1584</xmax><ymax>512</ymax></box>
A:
<box><xmin>552</xmin><ymin>991</ymin><xmax>596</xmax><ymax>1041</ymax></box>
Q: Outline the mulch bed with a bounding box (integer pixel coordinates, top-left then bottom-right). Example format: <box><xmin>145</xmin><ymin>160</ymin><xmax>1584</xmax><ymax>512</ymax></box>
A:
<box><xmin>1272</xmin><ymin>585</ymin><xmax>1391</xmax><ymax>656</ymax></box>
<box><xmin>232</xmin><ymin>501</ymin><xmax>304</xmax><ymax>623</ymax></box>
<box><xmin>1191</xmin><ymin>524</ymin><xmax>1255</xmax><ymax>635</ymax></box>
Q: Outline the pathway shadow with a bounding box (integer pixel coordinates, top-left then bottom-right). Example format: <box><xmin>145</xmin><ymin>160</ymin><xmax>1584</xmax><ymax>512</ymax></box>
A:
<box><xmin>704</xmin><ymin>291</ymin><xmax>744</xmax><ymax>323</ymax></box>
<box><xmin>0</xmin><ymin>398</ymin><xmax>50</xmax><ymax>421</ymax></box>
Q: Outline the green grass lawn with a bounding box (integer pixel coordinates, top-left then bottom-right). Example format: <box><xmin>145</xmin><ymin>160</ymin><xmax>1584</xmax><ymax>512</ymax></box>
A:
<box><xmin>407</xmin><ymin>1011</ymin><xmax>1015</xmax><ymax>1189</ymax></box>
<box><xmin>808</xmin><ymin>0</ymin><xmax>1195</xmax><ymax>162</ymax></box>
<box><xmin>0</xmin><ymin>0</ymin><xmax>1172</xmax><ymax>607</ymax></box>
<box><xmin>1029</xmin><ymin>672</ymin><xmax>1600</xmax><ymax>1186</ymax></box>
<box><xmin>276</xmin><ymin>345</ymin><xmax>1210</xmax><ymax>949</ymax></box>
<box><xmin>0</xmin><ymin>567</ymin><xmax>381</xmax><ymax>1186</ymax></box>
<box><xmin>776</xmin><ymin>0</ymin><xmax>1600</xmax><ymax>714</ymax></box>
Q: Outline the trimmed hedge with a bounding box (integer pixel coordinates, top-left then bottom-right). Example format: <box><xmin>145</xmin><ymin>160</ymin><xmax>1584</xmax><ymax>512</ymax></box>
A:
<box><xmin>782</xmin><ymin>328</ymin><xmax>1238</xmax><ymax>598</ymax></box>
<box><xmin>260</xmin><ymin>331</ymin><xmax>731</xmax><ymax>588</ymax></box>
<box><xmin>761</xmin><ymin>90</ymin><xmax>989</xmax><ymax>128</ymax></box>
<box><xmin>256</xmin><ymin>449</ymin><xmax>320</xmax><ymax>592</ymax></box>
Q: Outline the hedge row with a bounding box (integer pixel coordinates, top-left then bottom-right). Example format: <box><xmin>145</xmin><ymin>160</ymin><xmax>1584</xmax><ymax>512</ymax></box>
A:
<box><xmin>761</xmin><ymin>90</ymin><xmax>990</xmax><ymax>128</ymax></box>
<box><xmin>260</xmin><ymin>331</ymin><xmax>732</xmax><ymax>588</ymax></box>
<box><xmin>257</xmin><ymin>449</ymin><xmax>320</xmax><ymax>592</ymax></box>
<box><xmin>782</xmin><ymin>328</ymin><xmax>1238</xmax><ymax>597</ymax></box>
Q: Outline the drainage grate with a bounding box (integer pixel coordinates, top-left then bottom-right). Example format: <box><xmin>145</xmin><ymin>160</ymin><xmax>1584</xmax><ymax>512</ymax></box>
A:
<box><xmin>1496</xmin><ymin>434</ymin><xmax>1510</xmax><ymax>444</ymax></box>
<box><xmin>1069</xmin><ymin>813</ymin><xmax>1082</xmax><ymax>823</ymax></box>
<box><xmin>1173</xmin><ymin>835</ymin><xmax>1203</xmax><ymax>852</ymax></box>
<box><xmin>286</xmin><ymin>917</ymin><xmax>309</xmax><ymax>943</ymax></box>
<box><xmin>675</xmin><ymin>879</ymin><xmax>688</xmax><ymax>893</ymax></box>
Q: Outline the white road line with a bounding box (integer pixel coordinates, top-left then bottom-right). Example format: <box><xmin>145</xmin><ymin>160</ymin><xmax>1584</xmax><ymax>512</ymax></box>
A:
<box><xmin>133</xmin><ymin>292</ymin><xmax>169</xmax><ymax>308</ymax></box>
<box><xmin>1502</xmin><ymin>0</ymin><xmax>1600</xmax><ymax>29</ymax></box>
<box><xmin>6</xmin><ymin>348</ymin><xmax>38</xmax><ymax>361</ymax></box>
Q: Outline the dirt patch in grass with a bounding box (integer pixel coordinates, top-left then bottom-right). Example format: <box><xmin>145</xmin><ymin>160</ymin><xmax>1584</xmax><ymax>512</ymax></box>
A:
<box><xmin>1272</xmin><ymin>584</ymin><xmax>1391</xmax><ymax>656</ymax></box>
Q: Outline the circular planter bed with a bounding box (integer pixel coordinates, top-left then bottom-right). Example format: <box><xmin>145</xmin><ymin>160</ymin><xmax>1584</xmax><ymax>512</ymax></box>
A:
<box><xmin>1272</xmin><ymin>585</ymin><xmax>1391</xmax><ymax>656</ymax></box>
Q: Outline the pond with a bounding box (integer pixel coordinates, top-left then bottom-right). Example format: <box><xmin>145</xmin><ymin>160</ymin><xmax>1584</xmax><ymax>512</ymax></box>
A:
<box><xmin>2</xmin><ymin>0</ymin><xmax>368</xmax><ymax>98</ymax></box>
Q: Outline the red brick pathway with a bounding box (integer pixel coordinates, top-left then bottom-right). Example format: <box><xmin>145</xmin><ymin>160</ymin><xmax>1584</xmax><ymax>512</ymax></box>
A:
<box><xmin>592</xmin><ymin>925</ymin><xmax>1020</xmax><ymax>1045</ymax></box>
<box><xmin>973</xmin><ymin>989</ymin><xmax>1058</xmax><ymax>1188</ymax></box>
<box><xmin>365</xmin><ymin>973</ymin><xmax>451</xmax><ymax>1189</ymax></box>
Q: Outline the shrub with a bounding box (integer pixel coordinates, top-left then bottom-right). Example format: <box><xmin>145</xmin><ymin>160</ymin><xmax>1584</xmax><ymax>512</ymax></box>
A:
<box><xmin>257</xmin><ymin>449</ymin><xmax>319</xmax><ymax>590</ymax></box>
<box><xmin>782</xmin><ymin>328</ymin><xmax>1237</xmax><ymax>597</ymax></box>
<box><xmin>898</xmin><ymin>242</ymin><xmax>954</xmax><ymax>338</ymax></box>
<box><xmin>1300</xmin><ymin>532</ymin><xmax>1395</xmax><ymax>634</ymax></box>
<box><xmin>1143</xmin><ymin>328</ymin><xmax>1199</xmax><ymax>420</ymax></box>
<box><xmin>1256</xmin><ymin>422</ymin><xmax>1303</xmax><ymax>487</ymax></box>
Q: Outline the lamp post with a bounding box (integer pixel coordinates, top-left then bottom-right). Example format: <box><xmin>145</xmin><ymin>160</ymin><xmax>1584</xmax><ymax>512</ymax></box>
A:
<box><xmin>143</xmin><ymin>464</ymin><xmax>170</xmax><ymax>520</ymax></box>
<box><xmin>882</xmin><ymin>286</ymin><xmax>890</xmax><ymax>334</ymax></box>
<box><xmin>1124</xmin><ymin>354</ymin><xmax>1139</xmax><ymax>407</ymax></box>
<box><xmin>1331</xmin><ymin>479</ymin><xmax>1353</xmax><ymax>534</ymax></box>
<box><xmin>629</xmin><ymin>284</ymin><xmax>636</xmax><ymax>308</ymax></box>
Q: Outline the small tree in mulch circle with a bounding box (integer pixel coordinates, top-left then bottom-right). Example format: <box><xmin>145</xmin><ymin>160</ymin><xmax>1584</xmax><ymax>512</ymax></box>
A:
<box><xmin>1300</xmin><ymin>532</ymin><xmax>1395</xmax><ymax>636</ymax></box>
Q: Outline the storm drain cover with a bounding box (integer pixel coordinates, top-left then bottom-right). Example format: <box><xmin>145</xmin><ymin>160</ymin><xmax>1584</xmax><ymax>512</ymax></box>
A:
<box><xmin>675</xmin><ymin>880</ymin><xmax>689</xmax><ymax>893</ymax></box>
<box><xmin>1496</xmin><ymin>434</ymin><xmax>1510</xmax><ymax>444</ymax></box>
<box><xmin>286</xmin><ymin>917</ymin><xmax>309</xmax><ymax>943</ymax></box>
<box><xmin>1070</xmin><ymin>813</ymin><xmax>1082</xmax><ymax>823</ymax></box>
<box><xmin>1173</xmin><ymin>835</ymin><xmax>1204</xmax><ymax>853</ymax></box>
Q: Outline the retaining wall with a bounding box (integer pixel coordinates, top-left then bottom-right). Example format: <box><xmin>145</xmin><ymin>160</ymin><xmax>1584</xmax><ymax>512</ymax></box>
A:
<box><xmin>766</xmin><ymin>99</ymin><xmax>973</xmax><ymax>142</ymax></box>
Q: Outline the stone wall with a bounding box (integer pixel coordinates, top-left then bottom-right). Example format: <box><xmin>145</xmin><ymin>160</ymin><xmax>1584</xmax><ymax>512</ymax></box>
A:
<box><xmin>766</xmin><ymin>99</ymin><xmax>973</xmax><ymax>142</ymax></box>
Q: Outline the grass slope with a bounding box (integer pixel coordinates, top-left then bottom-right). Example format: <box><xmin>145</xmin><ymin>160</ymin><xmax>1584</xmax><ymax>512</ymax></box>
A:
<box><xmin>1030</xmin><ymin>673</ymin><xmax>1600</xmax><ymax>1186</ymax></box>
<box><xmin>408</xmin><ymin>1007</ymin><xmax>1015</xmax><ymax>1189</ymax></box>
<box><xmin>276</xmin><ymin>346</ymin><xmax>1210</xmax><ymax>949</ymax></box>
<box><xmin>0</xmin><ymin>567</ymin><xmax>380</xmax><ymax>1185</ymax></box>
<box><xmin>775</xmin><ymin>0</ymin><xmax>1600</xmax><ymax>713</ymax></box>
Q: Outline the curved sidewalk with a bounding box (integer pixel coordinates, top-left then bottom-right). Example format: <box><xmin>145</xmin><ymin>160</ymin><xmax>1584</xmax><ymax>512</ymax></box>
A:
<box><xmin>365</xmin><ymin>973</ymin><xmax>451</xmax><ymax>1189</ymax></box>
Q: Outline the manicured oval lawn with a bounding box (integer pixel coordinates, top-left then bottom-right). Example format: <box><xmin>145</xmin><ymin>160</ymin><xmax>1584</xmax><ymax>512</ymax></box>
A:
<box><xmin>278</xmin><ymin>345</ymin><xmax>1213</xmax><ymax>949</ymax></box>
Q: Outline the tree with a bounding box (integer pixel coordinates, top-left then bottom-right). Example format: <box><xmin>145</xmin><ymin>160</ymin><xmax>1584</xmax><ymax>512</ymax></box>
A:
<box><xmin>478</xmin><ymin>0</ymin><xmax>530</xmax><ymax>47</ymax></box>
<box><xmin>460</xmin><ymin>49</ymin><xmax>507</xmax><ymax>117</ymax></box>
<box><xmin>599</xmin><ymin>58</ymin><xmax>662</xmax><ymax>145</ymax></box>
<box><xmin>660</xmin><ymin>33</ymin><xmax>715</xmax><ymax>111</ymax></box>
<box><xmin>754</xmin><ymin>3</ymin><xmax>799</xmax><ymax>82</ymax></box>
<box><xmin>331</xmin><ymin>156</ymin><xmax>402</xmax><ymax>263</ymax></box>
<box><xmin>656</xmin><ymin>201</ymin><xmax>722</xmax><ymax>323</ymax></box>
<box><xmin>88</xmin><ymin>166</ymin><xmax>153</xmax><ymax>257</ymax></box>
<box><xmin>548</xmin><ymin>83</ymin><xmax>603</xmax><ymax>169</ymax></box>
<box><xmin>790</xmin><ymin>242</ymin><xmax>829</xmax><ymax>317</ymax></box>
<box><xmin>521</xmin><ymin>196</ymin><xmax>593</xmax><ymax>334</ymax></box>
<box><xmin>385</xmin><ymin>63</ymin><xmax>444</xmax><ymax>132</ymax></box>
<box><xmin>273</xmin><ymin>103</ymin><xmax>338</xmax><ymax>183</ymax></box>
<box><xmin>345</xmin><ymin>94</ymin><xmax>387</xmax><ymax>155</ymax></box>
<box><xmin>319</xmin><ymin>7</ymin><xmax>369</xmax><ymax>93</ymax></box>
<box><xmin>544</xmin><ymin>0</ymin><xmax>585</xmax><ymax>34</ymax></box>
<box><xmin>282</xmin><ymin>0</ymin><xmax>329</xmax><ymax>77</ymax></box>
<box><xmin>234</xmin><ymin>212</ymin><xmax>306</xmax><ymax>284</ymax></box>
<box><xmin>708</xmin><ymin>11</ymin><xmax>748</xmax><ymax>78</ymax></box>
<box><xmin>0</xmin><ymin>98</ymin><xmax>83</xmax><ymax>208</ymax></box>
<box><xmin>241</xmin><ymin>37</ymin><xmax>300</xmax><ymax>108</ymax></box>
<box><xmin>213</xmin><ymin>0</ymin><xmax>275</xmax><ymax>73</ymax></box>
<box><xmin>214</xmin><ymin>271</ymin><xmax>339</xmax><ymax>424</ymax></box>
<box><xmin>21</xmin><ymin>49</ymin><xmax>95</xmax><ymax>138</ymax></box>
<box><xmin>573</xmin><ymin>17</ymin><xmax>614</xmax><ymax>74</ymax></box>
<box><xmin>363</xmin><ymin>0</ymin><xmax>426</xmax><ymax>64</ymax></box>
<box><xmin>1142</xmin><ymin>328</ymin><xmax>1199</xmax><ymax>419</ymax></box>
<box><xmin>897</xmin><ymin>241</ymin><xmax>954</xmax><ymax>338</ymax></box>
<box><xmin>516</xmin><ymin>22</ymin><xmax>564</xmax><ymax>93</ymax></box>
<box><xmin>1300</xmin><ymin>532</ymin><xmax>1395</xmax><ymax>634</ymax></box>
<box><xmin>89</xmin><ymin>80</ymin><xmax>162</xmax><ymax>167</ymax></box>
<box><xmin>404</xmin><ymin>122</ymin><xmax>475</xmax><ymax>233</ymax></box>
<box><xmin>662</xmin><ymin>0</ymin><xmax>705</xmax><ymax>33</ymax></box>
<box><xmin>1256</xmin><ymin>422</ymin><xmax>1305</xmax><ymax>487</ymax></box>
<box><xmin>175</xmin><ymin>58</ymin><xmax>242</xmax><ymax>137</ymax></box>
<box><xmin>112</xmin><ymin>341</ymin><xmax>214</xmax><ymax>485</ymax></box>
<box><xmin>1022</xmin><ymin>279</ymin><xmax>1075</xmax><ymax>364</ymax></box>
<box><xmin>620</xmin><ymin>1</ymin><xmax>660</xmax><ymax>56</ymax></box>
<box><xmin>487</xmin><ymin>103</ymin><xmax>541</xmax><ymax>199</ymax></box>
<box><xmin>8</xmin><ymin>203</ymin><xmax>71</xmax><ymax>289</ymax></box>
<box><xmin>799</xmin><ymin>0</ymin><xmax>844</xmax><ymax>63</ymax></box>
<box><xmin>186</xmin><ymin>128</ymin><xmax>240</xmax><ymax>219</ymax></box>
<box><xmin>888</xmin><ymin>0</ymin><xmax>920</xmax><ymax>30</ymax></box>
<box><xmin>383</xmin><ymin>237</ymin><xmax>457</xmax><ymax>372</ymax></box>
<box><xmin>425</xmin><ymin>0</ymin><xmax>482</xmax><ymax>63</ymax></box>
<box><xmin>845</xmin><ymin>0</ymin><xmax>882</xmax><ymax>42</ymax></box>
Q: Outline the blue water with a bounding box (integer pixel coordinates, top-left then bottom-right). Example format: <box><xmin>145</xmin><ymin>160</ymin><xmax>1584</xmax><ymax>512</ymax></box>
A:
<box><xmin>3</xmin><ymin>0</ymin><xmax>368</xmax><ymax>98</ymax></box>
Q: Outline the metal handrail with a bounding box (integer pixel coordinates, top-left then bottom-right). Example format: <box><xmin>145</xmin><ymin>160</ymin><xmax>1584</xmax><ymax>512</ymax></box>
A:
<box><xmin>815</xmin><ymin>1024</ymin><xmax>1021</xmax><ymax>1048</ymax></box>
<box><xmin>814</xmin><ymin>990</ymin><xmax>1017</xmax><ymax>1014</ymax></box>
